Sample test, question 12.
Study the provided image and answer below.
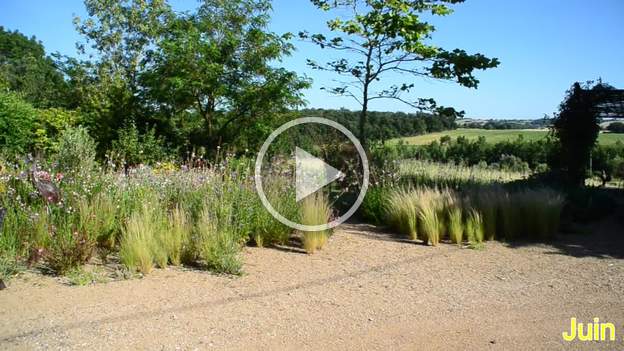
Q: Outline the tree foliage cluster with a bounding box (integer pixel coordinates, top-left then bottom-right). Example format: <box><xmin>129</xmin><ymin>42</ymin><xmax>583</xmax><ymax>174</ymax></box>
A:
<box><xmin>1</xmin><ymin>0</ymin><xmax>499</xmax><ymax>164</ymax></box>
<box><xmin>0</xmin><ymin>27</ymin><xmax>69</xmax><ymax>109</ymax></box>
<box><xmin>1</xmin><ymin>1</ymin><xmax>310</xmax><ymax>162</ymax></box>
<box><xmin>552</xmin><ymin>81</ymin><xmax>618</xmax><ymax>186</ymax></box>
<box><xmin>301</xmin><ymin>0</ymin><xmax>499</xmax><ymax>146</ymax></box>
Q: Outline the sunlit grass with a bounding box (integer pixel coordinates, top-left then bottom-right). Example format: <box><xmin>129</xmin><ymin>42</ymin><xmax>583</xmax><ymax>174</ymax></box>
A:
<box><xmin>120</xmin><ymin>205</ymin><xmax>156</xmax><ymax>274</ymax></box>
<box><xmin>300</xmin><ymin>193</ymin><xmax>331</xmax><ymax>254</ymax></box>
<box><xmin>399</xmin><ymin>160</ymin><xmax>528</xmax><ymax>188</ymax></box>
<box><xmin>447</xmin><ymin>206</ymin><xmax>463</xmax><ymax>245</ymax></box>
<box><xmin>382</xmin><ymin>184</ymin><xmax>565</xmax><ymax>247</ymax></box>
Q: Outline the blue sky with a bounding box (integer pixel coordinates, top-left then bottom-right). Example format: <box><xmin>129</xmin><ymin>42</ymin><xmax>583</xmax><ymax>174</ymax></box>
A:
<box><xmin>1</xmin><ymin>0</ymin><xmax>623</xmax><ymax>119</ymax></box>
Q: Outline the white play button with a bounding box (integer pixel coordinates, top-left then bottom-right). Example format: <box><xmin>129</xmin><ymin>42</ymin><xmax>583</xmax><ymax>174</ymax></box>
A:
<box><xmin>295</xmin><ymin>147</ymin><xmax>343</xmax><ymax>202</ymax></box>
<box><xmin>255</xmin><ymin>117</ymin><xmax>369</xmax><ymax>232</ymax></box>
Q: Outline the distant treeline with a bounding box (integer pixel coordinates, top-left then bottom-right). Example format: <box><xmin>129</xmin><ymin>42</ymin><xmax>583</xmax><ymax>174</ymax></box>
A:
<box><xmin>460</xmin><ymin>119</ymin><xmax>552</xmax><ymax>130</ymax></box>
<box><xmin>299</xmin><ymin>108</ymin><xmax>457</xmax><ymax>143</ymax></box>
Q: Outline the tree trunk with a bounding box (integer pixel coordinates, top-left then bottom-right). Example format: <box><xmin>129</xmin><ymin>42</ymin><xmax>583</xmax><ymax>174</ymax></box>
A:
<box><xmin>359</xmin><ymin>43</ymin><xmax>374</xmax><ymax>149</ymax></box>
<box><xmin>359</xmin><ymin>88</ymin><xmax>368</xmax><ymax>148</ymax></box>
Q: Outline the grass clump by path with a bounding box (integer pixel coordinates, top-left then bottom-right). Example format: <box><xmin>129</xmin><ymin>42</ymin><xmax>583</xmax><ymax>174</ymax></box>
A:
<box><xmin>119</xmin><ymin>203</ymin><xmax>161</xmax><ymax>274</ymax></box>
<box><xmin>196</xmin><ymin>202</ymin><xmax>243</xmax><ymax>275</ymax></box>
<box><xmin>447</xmin><ymin>204</ymin><xmax>464</xmax><ymax>246</ymax></box>
<box><xmin>465</xmin><ymin>209</ymin><xmax>484</xmax><ymax>247</ymax></box>
<box><xmin>300</xmin><ymin>193</ymin><xmax>331</xmax><ymax>254</ymax></box>
<box><xmin>385</xmin><ymin>188</ymin><xmax>419</xmax><ymax>240</ymax></box>
<box><xmin>382</xmin><ymin>186</ymin><xmax>565</xmax><ymax>247</ymax></box>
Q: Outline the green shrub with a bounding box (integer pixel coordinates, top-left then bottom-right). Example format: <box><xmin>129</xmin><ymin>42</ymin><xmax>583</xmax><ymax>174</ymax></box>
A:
<box><xmin>34</xmin><ymin>108</ymin><xmax>81</xmax><ymax>153</ymax></box>
<box><xmin>360</xmin><ymin>186</ymin><xmax>388</xmax><ymax>225</ymax></box>
<box><xmin>0</xmin><ymin>91</ymin><xmax>36</xmax><ymax>155</ymax></box>
<box><xmin>54</xmin><ymin>126</ymin><xmax>98</xmax><ymax>174</ymax></box>
<box><xmin>45</xmin><ymin>220</ymin><xmax>96</xmax><ymax>275</ymax></box>
<box><xmin>110</xmin><ymin>123</ymin><xmax>169</xmax><ymax>167</ymax></box>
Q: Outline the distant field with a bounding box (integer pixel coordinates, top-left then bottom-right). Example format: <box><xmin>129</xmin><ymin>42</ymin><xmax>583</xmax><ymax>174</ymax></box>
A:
<box><xmin>392</xmin><ymin>128</ymin><xmax>624</xmax><ymax>146</ymax></box>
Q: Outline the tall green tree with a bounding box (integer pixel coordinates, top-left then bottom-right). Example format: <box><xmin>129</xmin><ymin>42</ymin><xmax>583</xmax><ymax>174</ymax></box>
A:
<box><xmin>74</xmin><ymin>0</ymin><xmax>308</xmax><ymax>153</ymax></box>
<box><xmin>73</xmin><ymin>0</ymin><xmax>173</xmax><ymax>152</ymax></box>
<box><xmin>0</xmin><ymin>27</ymin><xmax>68</xmax><ymax>108</ymax></box>
<box><xmin>0</xmin><ymin>90</ymin><xmax>37</xmax><ymax>155</ymax></box>
<box><xmin>552</xmin><ymin>81</ymin><xmax>617</xmax><ymax>186</ymax></box>
<box><xmin>300</xmin><ymin>0</ymin><xmax>499</xmax><ymax>146</ymax></box>
<box><xmin>142</xmin><ymin>0</ymin><xmax>309</xmax><ymax>149</ymax></box>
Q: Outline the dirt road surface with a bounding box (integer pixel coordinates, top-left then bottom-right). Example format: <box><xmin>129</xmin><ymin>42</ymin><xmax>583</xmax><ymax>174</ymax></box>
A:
<box><xmin>2</xmin><ymin>219</ymin><xmax>623</xmax><ymax>350</ymax></box>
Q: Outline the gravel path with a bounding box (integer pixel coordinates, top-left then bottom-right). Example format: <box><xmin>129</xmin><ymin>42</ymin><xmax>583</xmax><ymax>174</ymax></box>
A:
<box><xmin>1</xmin><ymin>219</ymin><xmax>623</xmax><ymax>350</ymax></box>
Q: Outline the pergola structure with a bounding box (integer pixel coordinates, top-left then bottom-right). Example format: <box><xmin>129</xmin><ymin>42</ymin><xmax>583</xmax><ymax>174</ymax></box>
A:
<box><xmin>584</xmin><ymin>87</ymin><xmax>624</xmax><ymax>119</ymax></box>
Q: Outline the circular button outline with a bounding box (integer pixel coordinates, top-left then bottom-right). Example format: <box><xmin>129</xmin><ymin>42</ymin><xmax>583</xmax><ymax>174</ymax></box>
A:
<box><xmin>254</xmin><ymin>117</ymin><xmax>370</xmax><ymax>232</ymax></box>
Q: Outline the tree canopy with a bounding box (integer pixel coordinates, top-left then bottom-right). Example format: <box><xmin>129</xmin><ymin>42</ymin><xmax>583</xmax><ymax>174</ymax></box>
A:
<box><xmin>300</xmin><ymin>0</ymin><xmax>499</xmax><ymax>146</ymax></box>
<box><xmin>0</xmin><ymin>0</ymin><xmax>498</xmax><ymax>163</ymax></box>
<box><xmin>0</xmin><ymin>27</ymin><xmax>68</xmax><ymax>108</ymax></box>
<box><xmin>552</xmin><ymin>81</ymin><xmax>618</xmax><ymax>186</ymax></box>
<box><xmin>69</xmin><ymin>0</ymin><xmax>310</xmax><ymax>155</ymax></box>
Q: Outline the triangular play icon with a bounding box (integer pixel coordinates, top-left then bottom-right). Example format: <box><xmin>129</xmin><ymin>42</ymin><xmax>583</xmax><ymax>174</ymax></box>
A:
<box><xmin>295</xmin><ymin>147</ymin><xmax>343</xmax><ymax>202</ymax></box>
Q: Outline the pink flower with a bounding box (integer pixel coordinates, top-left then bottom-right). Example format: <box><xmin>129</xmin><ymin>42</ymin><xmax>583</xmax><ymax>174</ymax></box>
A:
<box><xmin>34</xmin><ymin>171</ymin><xmax>51</xmax><ymax>182</ymax></box>
<box><xmin>55</xmin><ymin>173</ymin><xmax>64</xmax><ymax>182</ymax></box>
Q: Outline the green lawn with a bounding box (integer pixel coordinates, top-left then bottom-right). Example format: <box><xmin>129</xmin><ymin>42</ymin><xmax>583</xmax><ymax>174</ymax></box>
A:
<box><xmin>392</xmin><ymin>128</ymin><xmax>624</xmax><ymax>146</ymax></box>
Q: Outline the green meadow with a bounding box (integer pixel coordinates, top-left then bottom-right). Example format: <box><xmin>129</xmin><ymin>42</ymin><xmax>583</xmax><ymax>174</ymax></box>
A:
<box><xmin>392</xmin><ymin>128</ymin><xmax>624</xmax><ymax>146</ymax></box>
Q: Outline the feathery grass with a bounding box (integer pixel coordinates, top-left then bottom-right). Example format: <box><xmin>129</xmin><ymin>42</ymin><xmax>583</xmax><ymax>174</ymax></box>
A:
<box><xmin>119</xmin><ymin>206</ymin><xmax>156</xmax><ymax>274</ymax></box>
<box><xmin>300</xmin><ymin>192</ymin><xmax>331</xmax><ymax>254</ymax></box>
<box><xmin>385</xmin><ymin>188</ymin><xmax>419</xmax><ymax>240</ymax></box>
<box><xmin>447</xmin><ymin>206</ymin><xmax>464</xmax><ymax>245</ymax></box>
<box><xmin>166</xmin><ymin>206</ymin><xmax>191</xmax><ymax>266</ymax></box>
<box><xmin>196</xmin><ymin>200</ymin><xmax>243</xmax><ymax>275</ymax></box>
<box><xmin>465</xmin><ymin>209</ymin><xmax>484</xmax><ymax>246</ymax></box>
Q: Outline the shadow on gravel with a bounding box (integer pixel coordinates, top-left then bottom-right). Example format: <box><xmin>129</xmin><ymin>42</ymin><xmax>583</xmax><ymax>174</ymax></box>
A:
<box><xmin>270</xmin><ymin>236</ymin><xmax>307</xmax><ymax>254</ymax></box>
<box><xmin>341</xmin><ymin>222</ymin><xmax>424</xmax><ymax>245</ymax></box>
<box><xmin>504</xmin><ymin>215</ymin><xmax>624</xmax><ymax>260</ymax></box>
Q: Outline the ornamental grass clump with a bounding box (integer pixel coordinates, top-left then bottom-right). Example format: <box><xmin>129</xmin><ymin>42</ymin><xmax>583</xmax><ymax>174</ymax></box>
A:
<box><xmin>478</xmin><ymin>195</ymin><xmax>497</xmax><ymax>241</ymax></box>
<box><xmin>417</xmin><ymin>189</ymin><xmax>445</xmax><ymax>246</ymax></box>
<box><xmin>196</xmin><ymin>200</ymin><xmax>243</xmax><ymax>275</ymax></box>
<box><xmin>243</xmin><ymin>178</ymin><xmax>296</xmax><ymax>247</ymax></box>
<box><xmin>544</xmin><ymin>191</ymin><xmax>565</xmax><ymax>238</ymax></box>
<box><xmin>77</xmin><ymin>193</ymin><xmax>119</xmax><ymax>261</ymax></box>
<box><xmin>300</xmin><ymin>192</ymin><xmax>331</xmax><ymax>254</ymax></box>
<box><xmin>166</xmin><ymin>206</ymin><xmax>191</xmax><ymax>266</ymax></box>
<box><xmin>418</xmin><ymin>203</ymin><xmax>442</xmax><ymax>246</ymax></box>
<box><xmin>119</xmin><ymin>205</ymin><xmax>158</xmax><ymax>274</ymax></box>
<box><xmin>385</xmin><ymin>188</ymin><xmax>419</xmax><ymax>240</ymax></box>
<box><xmin>497</xmin><ymin>192</ymin><xmax>516</xmax><ymax>240</ymax></box>
<box><xmin>465</xmin><ymin>209</ymin><xmax>484</xmax><ymax>246</ymax></box>
<box><xmin>513</xmin><ymin>188</ymin><xmax>565</xmax><ymax>239</ymax></box>
<box><xmin>447</xmin><ymin>205</ymin><xmax>464</xmax><ymax>246</ymax></box>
